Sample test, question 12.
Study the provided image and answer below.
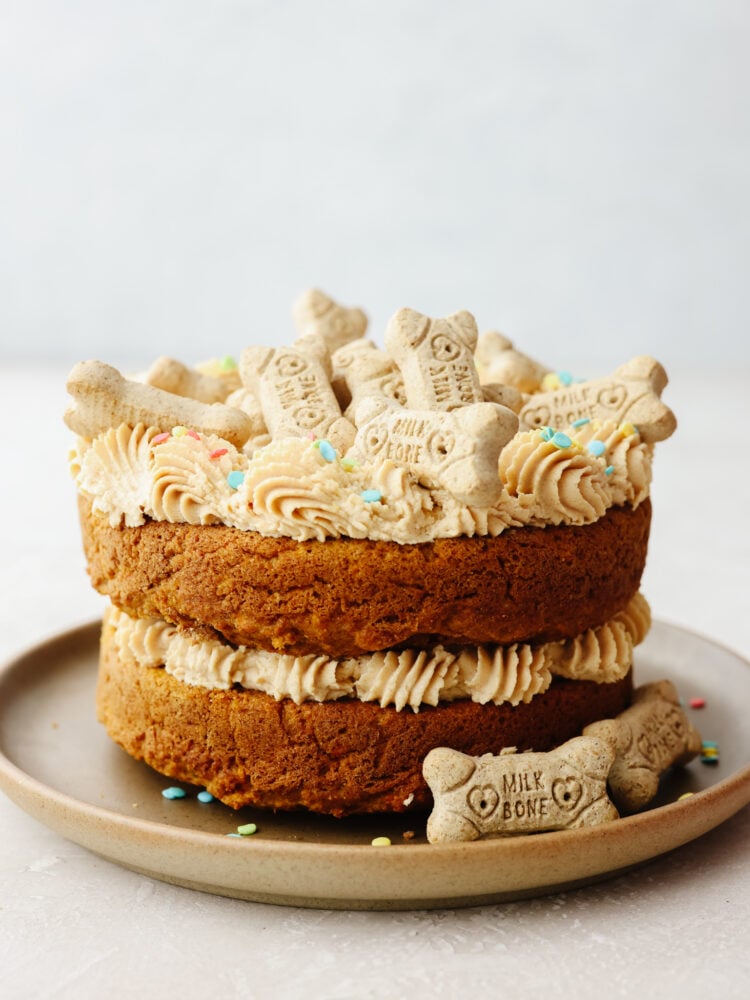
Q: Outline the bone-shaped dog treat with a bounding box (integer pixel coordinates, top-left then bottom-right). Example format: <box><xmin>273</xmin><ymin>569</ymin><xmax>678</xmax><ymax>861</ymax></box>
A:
<box><xmin>584</xmin><ymin>680</ymin><xmax>702</xmax><ymax>812</ymax></box>
<box><xmin>475</xmin><ymin>331</ymin><xmax>550</xmax><ymax>394</ymax></box>
<box><xmin>143</xmin><ymin>356</ymin><xmax>240</xmax><ymax>403</ymax></box>
<box><xmin>423</xmin><ymin>736</ymin><xmax>618</xmax><ymax>843</ymax></box>
<box><xmin>354</xmin><ymin>397</ymin><xmax>518</xmax><ymax>507</ymax></box>
<box><xmin>331</xmin><ymin>339</ymin><xmax>407</xmax><ymax>420</ymax></box>
<box><xmin>241</xmin><ymin>340</ymin><xmax>356</xmax><ymax>453</ymax></box>
<box><xmin>385</xmin><ymin>307</ymin><xmax>486</xmax><ymax>411</ymax></box>
<box><xmin>292</xmin><ymin>288</ymin><xmax>368</xmax><ymax>354</ymax></box>
<box><xmin>518</xmin><ymin>356</ymin><xmax>677</xmax><ymax>443</ymax></box>
<box><xmin>481</xmin><ymin>382</ymin><xmax>524</xmax><ymax>414</ymax></box>
<box><xmin>65</xmin><ymin>361</ymin><xmax>253</xmax><ymax>447</ymax></box>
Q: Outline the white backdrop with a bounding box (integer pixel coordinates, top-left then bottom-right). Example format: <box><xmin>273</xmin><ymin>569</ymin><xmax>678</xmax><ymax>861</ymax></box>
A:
<box><xmin>2</xmin><ymin>0</ymin><xmax>749</xmax><ymax>375</ymax></box>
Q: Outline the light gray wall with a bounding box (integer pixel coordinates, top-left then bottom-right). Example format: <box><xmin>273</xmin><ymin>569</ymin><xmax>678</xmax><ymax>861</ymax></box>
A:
<box><xmin>2</xmin><ymin>0</ymin><xmax>749</xmax><ymax>375</ymax></box>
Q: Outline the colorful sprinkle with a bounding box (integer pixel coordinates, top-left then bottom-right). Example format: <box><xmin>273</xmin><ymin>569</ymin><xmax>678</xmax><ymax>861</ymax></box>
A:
<box><xmin>220</xmin><ymin>355</ymin><xmax>237</xmax><ymax>371</ymax></box>
<box><xmin>539</xmin><ymin>426</ymin><xmax>554</xmax><ymax>442</ymax></box>
<box><xmin>197</xmin><ymin>791</ymin><xmax>214</xmax><ymax>803</ymax></box>
<box><xmin>587</xmin><ymin>440</ymin><xmax>606</xmax><ymax>457</ymax></box>
<box><xmin>701</xmin><ymin>740</ymin><xmax>719</xmax><ymax>765</ymax></box>
<box><xmin>237</xmin><ymin>823</ymin><xmax>258</xmax><ymax>836</ymax></box>
<box><xmin>678</xmin><ymin>792</ymin><xmax>695</xmax><ymax>801</ymax></box>
<box><xmin>172</xmin><ymin>425</ymin><xmax>188</xmax><ymax>437</ymax></box>
<box><xmin>152</xmin><ymin>432</ymin><xmax>171</xmax><ymax>445</ymax></box>
<box><xmin>340</xmin><ymin>457</ymin><xmax>358</xmax><ymax>472</ymax></box>
<box><xmin>371</xmin><ymin>836</ymin><xmax>392</xmax><ymax>847</ymax></box>
<box><xmin>225</xmin><ymin>833</ymin><xmax>242</xmax><ymax>838</ymax></box>
<box><xmin>227</xmin><ymin>470</ymin><xmax>245</xmax><ymax>490</ymax></box>
<box><xmin>161</xmin><ymin>787</ymin><xmax>186</xmax><ymax>800</ymax></box>
<box><xmin>571</xmin><ymin>418</ymin><xmax>591</xmax><ymax>428</ymax></box>
<box><xmin>551</xmin><ymin>431</ymin><xmax>572</xmax><ymax>449</ymax></box>
<box><xmin>186</xmin><ymin>429</ymin><xmax>201</xmax><ymax>440</ymax></box>
<box><xmin>604</xmin><ymin>465</ymin><xmax>615</xmax><ymax>476</ymax></box>
<box><xmin>557</xmin><ymin>370</ymin><xmax>574</xmax><ymax>387</ymax></box>
<box><xmin>210</xmin><ymin>448</ymin><xmax>228</xmax><ymax>460</ymax></box>
<box><xmin>689</xmin><ymin>697</ymin><xmax>706</xmax><ymax>709</ymax></box>
<box><xmin>621</xmin><ymin>422</ymin><xmax>637</xmax><ymax>437</ymax></box>
<box><xmin>360</xmin><ymin>489</ymin><xmax>382</xmax><ymax>503</ymax></box>
<box><xmin>317</xmin><ymin>439</ymin><xmax>337</xmax><ymax>462</ymax></box>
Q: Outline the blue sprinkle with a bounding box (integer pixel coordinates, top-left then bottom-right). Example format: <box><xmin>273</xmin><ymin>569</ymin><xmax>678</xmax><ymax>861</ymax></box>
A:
<box><xmin>702</xmin><ymin>740</ymin><xmax>719</xmax><ymax>748</ymax></box>
<box><xmin>558</xmin><ymin>370</ymin><xmax>574</xmax><ymax>386</ymax></box>
<box><xmin>551</xmin><ymin>432</ymin><xmax>572</xmax><ymax>449</ymax></box>
<box><xmin>701</xmin><ymin>756</ymin><xmax>720</xmax><ymax>766</ymax></box>
<box><xmin>360</xmin><ymin>489</ymin><xmax>382</xmax><ymax>503</ymax></box>
<box><xmin>587</xmin><ymin>440</ymin><xmax>606</xmax><ymax>457</ymax></box>
<box><xmin>604</xmin><ymin>465</ymin><xmax>615</xmax><ymax>476</ymax></box>
<box><xmin>571</xmin><ymin>418</ymin><xmax>591</xmax><ymax>428</ymax></box>
<box><xmin>225</xmin><ymin>832</ymin><xmax>243</xmax><ymax>838</ymax></box>
<box><xmin>539</xmin><ymin>427</ymin><xmax>554</xmax><ymax>441</ymax></box>
<box><xmin>317</xmin><ymin>439</ymin><xmax>337</xmax><ymax>462</ymax></box>
<box><xmin>162</xmin><ymin>787</ymin><xmax>186</xmax><ymax>800</ymax></box>
<box><xmin>197</xmin><ymin>790</ymin><xmax>214</xmax><ymax>803</ymax></box>
<box><xmin>227</xmin><ymin>470</ymin><xmax>245</xmax><ymax>490</ymax></box>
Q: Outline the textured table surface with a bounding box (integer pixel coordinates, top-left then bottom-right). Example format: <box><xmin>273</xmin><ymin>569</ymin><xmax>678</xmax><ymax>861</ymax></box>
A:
<box><xmin>1</xmin><ymin>367</ymin><xmax>748</xmax><ymax>999</ymax></box>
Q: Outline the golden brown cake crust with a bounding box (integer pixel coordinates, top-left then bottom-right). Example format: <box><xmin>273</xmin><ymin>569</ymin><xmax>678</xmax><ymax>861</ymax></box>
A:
<box><xmin>80</xmin><ymin>496</ymin><xmax>651</xmax><ymax>657</ymax></box>
<box><xmin>97</xmin><ymin>623</ymin><xmax>634</xmax><ymax>817</ymax></box>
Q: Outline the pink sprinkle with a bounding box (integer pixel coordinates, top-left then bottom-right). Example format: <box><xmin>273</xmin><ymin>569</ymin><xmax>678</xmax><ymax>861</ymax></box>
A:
<box><xmin>187</xmin><ymin>429</ymin><xmax>201</xmax><ymax>440</ymax></box>
<box><xmin>152</xmin><ymin>432</ymin><xmax>171</xmax><ymax>445</ymax></box>
<box><xmin>689</xmin><ymin>697</ymin><xmax>706</xmax><ymax>709</ymax></box>
<box><xmin>210</xmin><ymin>448</ymin><xmax>228</xmax><ymax>460</ymax></box>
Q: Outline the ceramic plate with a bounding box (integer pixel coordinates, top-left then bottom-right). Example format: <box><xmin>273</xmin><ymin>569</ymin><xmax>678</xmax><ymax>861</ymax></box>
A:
<box><xmin>0</xmin><ymin>620</ymin><xmax>748</xmax><ymax>910</ymax></box>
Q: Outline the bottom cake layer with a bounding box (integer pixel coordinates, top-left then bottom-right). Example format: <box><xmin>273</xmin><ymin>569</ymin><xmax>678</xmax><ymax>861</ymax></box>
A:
<box><xmin>97</xmin><ymin>620</ymin><xmax>634</xmax><ymax>816</ymax></box>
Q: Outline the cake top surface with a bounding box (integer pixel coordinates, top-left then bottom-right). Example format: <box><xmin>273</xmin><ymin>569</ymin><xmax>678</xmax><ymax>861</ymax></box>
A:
<box><xmin>66</xmin><ymin>289</ymin><xmax>675</xmax><ymax>543</ymax></box>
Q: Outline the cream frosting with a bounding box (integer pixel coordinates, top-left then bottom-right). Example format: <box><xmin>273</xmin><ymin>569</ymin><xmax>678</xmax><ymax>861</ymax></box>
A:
<box><xmin>105</xmin><ymin>594</ymin><xmax>649</xmax><ymax>712</ymax></box>
<box><xmin>72</xmin><ymin>417</ymin><xmax>653</xmax><ymax>543</ymax></box>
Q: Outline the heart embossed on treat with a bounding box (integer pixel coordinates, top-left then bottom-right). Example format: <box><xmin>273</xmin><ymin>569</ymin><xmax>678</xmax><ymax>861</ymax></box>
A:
<box><xmin>596</xmin><ymin>383</ymin><xmax>627</xmax><ymax>412</ymax></box>
<box><xmin>467</xmin><ymin>784</ymin><xmax>499</xmax><ymax>818</ymax></box>
<box><xmin>520</xmin><ymin>404</ymin><xmax>551</xmax><ymax>429</ymax></box>
<box><xmin>551</xmin><ymin>776</ymin><xmax>583</xmax><ymax>811</ymax></box>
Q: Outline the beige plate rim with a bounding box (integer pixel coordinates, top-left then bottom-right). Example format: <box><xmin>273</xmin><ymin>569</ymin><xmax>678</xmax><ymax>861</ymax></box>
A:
<box><xmin>1</xmin><ymin>619</ymin><xmax>749</xmax><ymax>909</ymax></box>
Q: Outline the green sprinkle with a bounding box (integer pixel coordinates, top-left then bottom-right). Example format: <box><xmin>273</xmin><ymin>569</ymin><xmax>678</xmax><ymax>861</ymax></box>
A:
<box><xmin>237</xmin><ymin>823</ymin><xmax>258</xmax><ymax>836</ymax></box>
<box><xmin>161</xmin><ymin>787</ymin><xmax>186</xmax><ymax>800</ymax></box>
<box><xmin>360</xmin><ymin>489</ymin><xmax>382</xmax><ymax>503</ymax></box>
<box><xmin>220</xmin><ymin>355</ymin><xmax>237</xmax><ymax>371</ymax></box>
<box><xmin>227</xmin><ymin>470</ymin><xmax>245</xmax><ymax>490</ymax></box>
<box><xmin>371</xmin><ymin>836</ymin><xmax>392</xmax><ymax>847</ymax></box>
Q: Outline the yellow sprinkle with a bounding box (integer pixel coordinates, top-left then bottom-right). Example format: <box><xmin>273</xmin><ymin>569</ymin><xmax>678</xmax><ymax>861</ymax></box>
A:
<box><xmin>340</xmin><ymin>457</ymin><xmax>358</xmax><ymax>472</ymax></box>
<box><xmin>541</xmin><ymin>372</ymin><xmax>561</xmax><ymax>391</ymax></box>
<box><xmin>172</xmin><ymin>425</ymin><xmax>188</xmax><ymax>437</ymax></box>
<box><xmin>678</xmin><ymin>792</ymin><xmax>694</xmax><ymax>800</ymax></box>
<box><xmin>621</xmin><ymin>421</ymin><xmax>637</xmax><ymax>437</ymax></box>
<box><xmin>371</xmin><ymin>836</ymin><xmax>391</xmax><ymax>847</ymax></box>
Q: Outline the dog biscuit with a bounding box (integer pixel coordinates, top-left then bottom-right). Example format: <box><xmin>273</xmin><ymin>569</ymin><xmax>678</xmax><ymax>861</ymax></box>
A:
<box><xmin>143</xmin><ymin>356</ymin><xmax>240</xmax><ymax>403</ymax></box>
<box><xmin>475</xmin><ymin>331</ymin><xmax>549</xmax><ymax>394</ymax></box>
<box><xmin>331</xmin><ymin>339</ymin><xmax>406</xmax><ymax>419</ymax></box>
<box><xmin>385</xmin><ymin>307</ymin><xmax>486</xmax><ymax>411</ymax></box>
<box><xmin>423</xmin><ymin>736</ymin><xmax>618</xmax><ymax>842</ymax></box>
<box><xmin>241</xmin><ymin>341</ymin><xmax>356</xmax><ymax>453</ymax></box>
<box><xmin>519</xmin><ymin>356</ymin><xmax>677</xmax><ymax>443</ymax></box>
<box><xmin>584</xmin><ymin>680</ymin><xmax>702</xmax><ymax>812</ymax></box>
<box><xmin>354</xmin><ymin>397</ymin><xmax>518</xmax><ymax>507</ymax></box>
<box><xmin>292</xmin><ymin>288</ymin><xmax>368</xmax><ymax>354</ymax></box>
<box><xmin>65</xmin><ymin>360</ymin><xmax>253</xmax><ymax>447</ymax></box>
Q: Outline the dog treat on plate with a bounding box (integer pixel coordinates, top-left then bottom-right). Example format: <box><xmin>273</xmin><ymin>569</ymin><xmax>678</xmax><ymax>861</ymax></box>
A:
<box><xmin>584</xmin><ymin>680</ymin><xmax>703</xmax><ymax>812</ymax></box>
<box><xmin>65</xmin><ymin>360</ymin><xmax>253</xmax><ymax>447</ymax></box>
<box><xmin>423</xmin><ymin>736</ymin><xmax>619</xmax><ymax>843</ymax></box>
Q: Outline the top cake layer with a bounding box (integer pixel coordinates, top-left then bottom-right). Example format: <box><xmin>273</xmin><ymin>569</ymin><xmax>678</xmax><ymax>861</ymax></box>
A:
<box><xmin>66</xmin><ymin>290</ymin><xmax>675</xmax><ymax>544</ymax></box>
